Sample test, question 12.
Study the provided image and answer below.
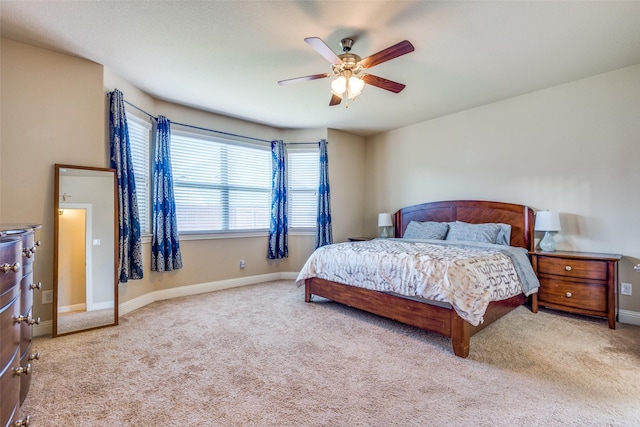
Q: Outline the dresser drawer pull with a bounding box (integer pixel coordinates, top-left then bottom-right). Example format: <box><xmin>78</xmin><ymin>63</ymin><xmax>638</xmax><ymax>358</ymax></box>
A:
<box><xmin>0</xmin><ymin>262</ymin><xmax>20</xmax><ymax>273</ymax></box>
<box><xmin>14</xmin><ymin>363</ymin><xmax>31</xmax><ymax>376</ymax></box>
<box><xmin>565</xmin><ymin>266</ymin><xmax>572</xmax><ymax>271</ymax></box>
<box><xmin>29</xmin><ymin>282</ymin><xmax>42</xmax><ymax>290</ymax></box>
<box><xmin>29</xmin><ymin>352</ymin><xmax>41</xmax><ymax>361</ymax></box>
<box><xmin>565</xmin><ymin>292</ymin><xmax>572</xmax><ymax>298</ymax></box>
<box><xmin>15</xmin><ymin>315</ymin><xmax>40</xmax><ymax>325</ymax></box>
<box><xmin>13</xmin><ymin>415</ymin><xmax>30</xmax><ymax>427</ymax></box>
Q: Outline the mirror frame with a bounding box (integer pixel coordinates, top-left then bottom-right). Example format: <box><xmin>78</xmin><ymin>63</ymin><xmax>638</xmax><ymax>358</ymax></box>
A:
<box><xmin>53</xmin><ymin>164</ymin><xmax>119</xmax><ymax>337</ymax></box>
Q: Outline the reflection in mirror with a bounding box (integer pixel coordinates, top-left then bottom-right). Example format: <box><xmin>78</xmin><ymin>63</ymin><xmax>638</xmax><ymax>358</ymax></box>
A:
<box><xmin>53</xmin><ymin>164</ymin><xmax>118</xmax><ymax>337</ymax></box>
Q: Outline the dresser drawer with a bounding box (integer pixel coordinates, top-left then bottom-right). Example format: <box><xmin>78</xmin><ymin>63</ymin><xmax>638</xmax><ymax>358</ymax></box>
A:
<box><xmin>0</xmin><ymin>237</ymin><xmax>22</xmax><ymax>300</ymax></box>
<box><xmin>538</xmin><ymin>277</ymin><xmax>607</xmax><ymax>313</ymax></box>
<box><xmin>1</xmin><ymin>295</ymin><xmax>21</xmax><ymax>370</ymax></box>
<box><xmin>536</xmin><ymin>256</ymin><xmax>607</xmax><ymax>281</ymax></box>
<box><xmin>0</xmin><ymin>346</ymin><xmax>20</xmax><ymax>427</ymax></box>
<box><xmin>19</xmin><ymin>342</ymin><xmax>33</xmax><ymax>405</ymax></box>
<box><xmin>20</xmin><ymin>310</ymin><xmax>34</xmax><ymax>358</ymax></box>
<box><xmin>19</xmin><ymin>272</ymin><xmax>33</xmax><ymax>319</ymax></box>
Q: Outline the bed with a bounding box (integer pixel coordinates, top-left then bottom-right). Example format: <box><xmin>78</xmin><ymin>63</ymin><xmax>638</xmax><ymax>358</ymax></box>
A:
<box><xmin>298</xmin><ymin>200</ymin><xmax>537</xmax><ymax>358</ymax></box>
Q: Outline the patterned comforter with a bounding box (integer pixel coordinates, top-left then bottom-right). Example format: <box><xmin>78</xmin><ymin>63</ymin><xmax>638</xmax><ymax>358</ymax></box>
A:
<box><xmin>295</xmin><ymin>238</ymin><xmax>539</xmax><ymax>326</ymax></box>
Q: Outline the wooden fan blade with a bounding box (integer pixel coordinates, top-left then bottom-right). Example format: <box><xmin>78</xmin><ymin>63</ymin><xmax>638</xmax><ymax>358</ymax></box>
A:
<box><xmin>329</xmin><ymin>94</ymin><xmax>342</xmax><ymax>106</ymax></box>
<box><xmin>362</xmin><ymin>74</ymin><xmax>406</xmax><ymax>93</ymax></box>
<box><xmin>305</xmin><ymin>37</ymin><xmax>343</xmax><ymax>65</ymax></box>
<box><xmin>278</xmin><ymin>73</ymin><xmax>331</xmax><ymax>85</ymax></box>
<box><xmin>359</xmin><ymin>40</ymin><xmax>415</xmax><ymax>69</ymax></box>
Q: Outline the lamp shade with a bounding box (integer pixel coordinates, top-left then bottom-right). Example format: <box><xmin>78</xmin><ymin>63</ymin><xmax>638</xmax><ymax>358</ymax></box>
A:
<box><xmin>378</xmin><ymin>213</ymin><xmax>393</xmax><ymax>227</ymax></box>
<box><xmin>331</xmin><ymin>76</ymin><xmax>347</xmax><ymax>96</ymax></box>
<box><xmin>534</xmin><ymin>211</ymin><xmax>561</xmax><ymax>232</ymax></box>
<box><xmin>348</xmin><ymin>76</ymin><xmax>365</xmax><ymax>97</ymax></box>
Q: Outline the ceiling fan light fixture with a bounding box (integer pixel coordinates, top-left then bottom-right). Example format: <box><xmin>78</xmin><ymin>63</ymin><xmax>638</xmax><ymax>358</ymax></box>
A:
<box><xmin>330</xmin><ymin>76</ymin><xmax>347</xmax><ymax>96</ymax></box>
<box><xmin>348</xmin><ymin>76</ymin><xmax>365</xmax><ymax>97</ymax></box>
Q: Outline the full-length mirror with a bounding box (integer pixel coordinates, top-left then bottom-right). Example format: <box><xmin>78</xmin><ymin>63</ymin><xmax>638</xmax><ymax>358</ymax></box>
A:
<box><xmin>53</xmin><ymin>164</ymin><xmax>118</xmax><ymax>337</ymax></box>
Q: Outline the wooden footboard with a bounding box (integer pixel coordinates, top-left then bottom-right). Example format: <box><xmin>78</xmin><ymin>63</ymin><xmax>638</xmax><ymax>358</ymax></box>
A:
<box><xmin>305</xmin><ymin>277</ymin><xmax>526</xmax><ymax>358</ymax></box>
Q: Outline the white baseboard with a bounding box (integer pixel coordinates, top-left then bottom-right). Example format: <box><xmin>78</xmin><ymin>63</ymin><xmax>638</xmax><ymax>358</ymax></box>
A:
<box><xmin>118</xmin><ymin>272</ymin><xmax>292</xmax><ymax>316</ymax></box>
<box><xmin>33</xmin><ymin>319</ymin><xmax>52</xmax><ymax>337</ymax></box>
<box><xmin>58</xmin><ymin>303</ymin><xmax>86</xmax><ymax>313</ymax></box>
<box><xmin>91</xmin><ymin>301</ymin><xmax>115</xmax><ymax>311</ymax></box>
<box><xmin>618</xmin><ymin>309</ymin><xmax>640</xmax><ymax>326</ymax></box>
<box><xmin>35</xmin><ymin>272</ymin><xmax>300</xmax><ymax>336</ymax></box>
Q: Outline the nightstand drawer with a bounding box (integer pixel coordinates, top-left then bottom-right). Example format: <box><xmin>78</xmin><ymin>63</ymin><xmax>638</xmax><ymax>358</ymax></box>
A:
<box><xmin>538</xmin><ymin>277</ymin><xmax>607</xmax><ymax>313</ymax></box>
<box><xmin>536</xmin><ymin>256</ymin><xmax>607</xmax><ymax>281</ymax></box>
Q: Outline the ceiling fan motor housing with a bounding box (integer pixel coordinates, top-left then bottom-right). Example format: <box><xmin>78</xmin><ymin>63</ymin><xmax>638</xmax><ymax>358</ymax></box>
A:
<box><xmin>333</xmin><ymin>52</ymin><xmax>363</xmax><ymax>77</ymax></box>
<box><xmin>340</xmin><ymin>38</ymin><xmax>354</xmax><ymax>52</ymax></box>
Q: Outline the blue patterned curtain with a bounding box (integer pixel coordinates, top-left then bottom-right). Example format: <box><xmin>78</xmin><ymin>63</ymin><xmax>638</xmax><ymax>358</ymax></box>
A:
<box><xmin>109</xmin><ymin>89</ymin><xmax>144</xmax><ymax>282</ymax></box>
<box><xmin>268</xmin><ymin>140</ymin><xmax>288</xmax><ymax>259</ymax></box>
<box><xmin>315</xmin><ymin>139</ymin><xmax>333</xmax><ymax>248</ymax></box>
<box><xmin>151</xmin><ymin>116</ymin><xmax>183</xmax><ymax>272</ymax></box>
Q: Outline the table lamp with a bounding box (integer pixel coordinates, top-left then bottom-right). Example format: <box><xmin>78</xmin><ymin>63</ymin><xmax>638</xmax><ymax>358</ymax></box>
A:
<box><xmin>534</xmin><ymin>210</ymin><xmax>561</xmax><ymax>252</ymax></box>
<box><xmin>378</xmin><ymin>213</ymin><xmax>393</xmax><ymax>238</ymax></box>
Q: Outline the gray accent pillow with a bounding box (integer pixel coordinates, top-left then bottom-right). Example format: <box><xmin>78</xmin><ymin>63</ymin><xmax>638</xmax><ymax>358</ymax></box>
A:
<box><xmin>403</xmin><ymin>221</ymin><xmax>449</xmax><ymax>240</ymax></box>
<box><xmin>445</xmin><ymin>221</ymin><xmax>501</xmax><ymax>244</ymax></box>
<box><xmin>495</xmin><ymin>223</ymin><xmax>512</xmax><ymax>246</ymax></box>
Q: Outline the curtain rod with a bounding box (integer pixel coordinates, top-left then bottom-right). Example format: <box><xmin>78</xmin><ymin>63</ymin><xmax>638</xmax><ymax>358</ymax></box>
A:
<box><xmin>122</xmin><ymin>99</ymin><xmax>270</xmax><ymax>143</ymax></box>
<box><xmin>124</xmin><ymin>99</ymin><xmax>154</xmax><ymax>118</ymax></box>
<box><xmin>121</xmin><ymin>98</ymin><xmax>323</xmax><ymax>146</ymax></box>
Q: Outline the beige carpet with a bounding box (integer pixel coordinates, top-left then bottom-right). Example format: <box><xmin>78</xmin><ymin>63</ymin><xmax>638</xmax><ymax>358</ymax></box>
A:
<box><xmin>21</xmin><ymin>280</ymin><xmax>640</xmax><ymax>426</ymax></box>
<box><xmin>57</xmin><ymin>308</ymin><xmax>115</xmax><ymax>335</ymax></box>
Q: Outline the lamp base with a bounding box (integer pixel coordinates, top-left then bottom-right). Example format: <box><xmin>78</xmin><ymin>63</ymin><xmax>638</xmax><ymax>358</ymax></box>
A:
<box><xmin>539</xmin><ymin>231</ymin><xmax>557</xmax><ymax>252</ymax></box>
<box><xmin>380</xmin><ymin>227</ymin><xmax>391</xmax><ymax>238</ymax></box>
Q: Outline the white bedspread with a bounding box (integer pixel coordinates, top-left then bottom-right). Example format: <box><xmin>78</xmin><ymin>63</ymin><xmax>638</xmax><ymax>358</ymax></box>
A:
<box><xmin>295</xmin><ymin>238</ymin><xmax>539</xmax><ymax>326</ymax></box>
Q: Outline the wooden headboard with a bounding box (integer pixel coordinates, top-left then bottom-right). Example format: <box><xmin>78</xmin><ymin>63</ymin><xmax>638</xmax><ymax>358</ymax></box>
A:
<box><xmin>393</xmin><ymin>200</ymin><xmax>534</xmax><ymax>250</ymax></box>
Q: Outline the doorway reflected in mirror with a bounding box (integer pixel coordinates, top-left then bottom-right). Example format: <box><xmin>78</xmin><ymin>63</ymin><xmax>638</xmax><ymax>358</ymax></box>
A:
<box><xmin>53</xmin><ymin>164</ymin><xmax>118</xmax><ymax>337</ymax></box>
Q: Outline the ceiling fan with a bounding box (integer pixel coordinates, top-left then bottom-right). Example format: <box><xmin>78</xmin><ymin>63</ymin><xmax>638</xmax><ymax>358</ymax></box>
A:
<box><xmin>278</xmin><ymin>37</ymin><xmax>415</xmax><ymax>107</ymax></box>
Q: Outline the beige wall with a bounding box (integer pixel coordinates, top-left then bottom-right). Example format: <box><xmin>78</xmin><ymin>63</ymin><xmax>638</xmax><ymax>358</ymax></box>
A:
<box><xmin>1</xmin><ymin>39</ymin><xmax>105</xmax><ymax>324</ymax></box>
<box><xmin>327</xmin><ymin>129</ymin><xmax>366</xmax><ymax>241</ymax></box>
<box><xmin>365</xmin><ymin>64</ymin><xmax>640</xmax><ymax>314</ymax></box>
<box><xmin>0</xmin><ymin>39</ymin><xmax>366</xmax><ymax>324</ymax></box>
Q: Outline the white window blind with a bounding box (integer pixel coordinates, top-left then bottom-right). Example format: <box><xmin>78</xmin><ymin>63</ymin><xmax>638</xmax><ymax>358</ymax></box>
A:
<box><xmin>287</xmin><ymin>147</ymin><xmax>319</xmax><ymax>229</ymax></box>
<box><xmin>126</xmin><ymin>113</ymin><xmax>152</xmax><ymax>234</ymax></box>
<box><xmin>170</xmin><ymin>131</ymin><xmax>271</xmax><ymax>232</ymax></box>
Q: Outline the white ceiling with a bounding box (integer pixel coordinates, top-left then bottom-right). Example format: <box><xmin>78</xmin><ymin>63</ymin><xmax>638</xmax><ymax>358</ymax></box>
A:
<box><xmin>2</xmin><ymin>1</ymin><xmax>640</xmax><ymax>136</ymax></box>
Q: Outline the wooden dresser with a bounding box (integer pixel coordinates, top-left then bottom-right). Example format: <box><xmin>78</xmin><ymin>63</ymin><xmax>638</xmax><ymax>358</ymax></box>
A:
<box><xmin>1</xmin><ymin>226</ymin><xmax>41</xmax><ymax>426</ymax></box>
<box><xmin>530</xmin><ymin>250</ymin><xmax>622</xmax><ymax>329</ymax></box>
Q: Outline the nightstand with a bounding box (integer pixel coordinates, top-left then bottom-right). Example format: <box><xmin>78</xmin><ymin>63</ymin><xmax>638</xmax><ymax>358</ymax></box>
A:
<box><xmin>530</xmin><ymin>250</ymin><xmax>622</xmax><ymax>329</ymax></box>
<box><xmin>348</xmin><ymin>237</ymin><xmax>374</xmax><ymax>242</ymax></box>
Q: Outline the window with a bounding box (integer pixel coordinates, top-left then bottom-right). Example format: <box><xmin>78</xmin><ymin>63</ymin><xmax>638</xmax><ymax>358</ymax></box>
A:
<box><xmin>126</xmin><ymin>113</ymin><xmax>152</xmax><ymax>234</ymax></box>
<box><xmin>170</xmin><ymin>130</ymin><xmax>271</xmax><ymax>232</ymax></box>
<box><xmin>287</xmin><ymin>147</ymin><xmax>319</xmax><ymax>229</ymax></box>
<box><xmin>125</xmin><ymin>112</ymin><xmax>320</xmax><ymax>236</ymax></box>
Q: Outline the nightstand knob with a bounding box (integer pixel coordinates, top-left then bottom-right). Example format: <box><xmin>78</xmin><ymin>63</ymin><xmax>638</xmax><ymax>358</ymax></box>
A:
<box><xmin>565</xmin><ymin>292</ymin><xmax>572</xmax><ymax>298</ymax></box>
<box><xmin>565</xmin><ymin>265</ymin><xmax>572</xmax><ymax>271</ymax></box>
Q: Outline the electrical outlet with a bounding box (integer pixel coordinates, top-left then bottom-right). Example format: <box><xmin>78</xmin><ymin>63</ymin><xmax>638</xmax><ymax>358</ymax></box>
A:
<box><xmin>42</xmin><ymin>290</ymin><xmax>53</xmax><ymax>304</ymax></box>
<box><xmin>621</xmin><ymin>282</ymin><xmax>632</xmax><ymax>296</ymax></box>
<box><xmin>239</xmin><ymin>260</ymin><xmax>245</xmax><ymax>269</ymax></box>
